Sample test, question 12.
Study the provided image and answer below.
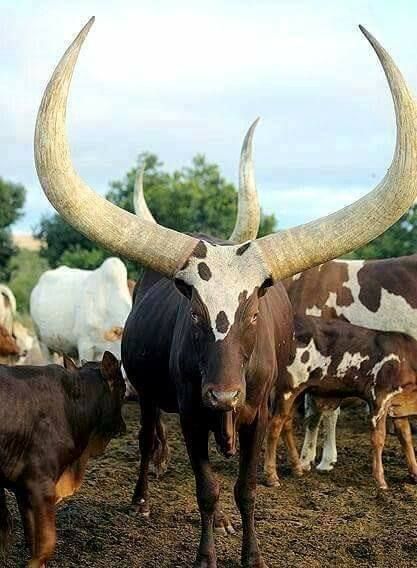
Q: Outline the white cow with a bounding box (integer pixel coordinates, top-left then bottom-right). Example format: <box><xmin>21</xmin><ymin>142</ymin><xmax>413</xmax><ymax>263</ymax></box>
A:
<box><xmin>0</xmin><ymin>284</ymin><xmax>17</xmax><ymax>334</ymax></box>
<box><xmin>30</xmin><ymin>257</ymin><xmax>132</xmax><ymax>362</ymax></box>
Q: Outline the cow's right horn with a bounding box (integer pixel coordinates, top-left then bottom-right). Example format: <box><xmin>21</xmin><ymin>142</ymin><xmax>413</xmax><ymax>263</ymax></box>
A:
<box><xmin>34</xmin><ymin>17</ymin><xmax>199</xmax><ymax>277</ymax></box>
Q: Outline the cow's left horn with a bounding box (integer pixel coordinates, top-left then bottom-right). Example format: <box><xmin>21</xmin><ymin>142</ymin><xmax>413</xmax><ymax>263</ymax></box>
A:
<box><xmin>255</xmin><ymin>26</ymin><xmax>417</xmax><ymax>280</ymax></box>
<box><xmin>133</xmin><ymin>163</ymin><xmax>156</xmax><ymax>223</ymax></box>
<box><xmin>133</xmin><ymin>119</ymin><xmax>261</xmax><ymax>242</ymax></box>
<box><xmin>34</xmin><ymin>17</ymin><xmax>199</xmax><ymax>277</ymax></box>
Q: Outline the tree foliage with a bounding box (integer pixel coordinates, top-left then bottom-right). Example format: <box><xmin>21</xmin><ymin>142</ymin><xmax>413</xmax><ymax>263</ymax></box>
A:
<box><xmin>37</xmin><ymin>153</ymin><xmax>276</xmax><ymax>273</ymax></box>
<box><xmin>0</xmin><ymin>177</ymin><xmax>26</xmax><ymax>281</ymax></box>
<box><xmin>346</xmin><ymin>204</ymin><xmax>417</xmax><ymax>259</ymax></box>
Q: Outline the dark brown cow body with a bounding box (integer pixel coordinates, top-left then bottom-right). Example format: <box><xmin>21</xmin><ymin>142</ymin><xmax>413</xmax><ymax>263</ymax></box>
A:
<box><xmin>123</xmin><ymin>236</ymin><xmax>293</xmax><ymax>568</ymax></box>
<box><xmin>0</xmin><ymin>353</ymin><xmax>125</xmax><ymax>567</ymax></box>
<box><xmin>265</xmin><ymin>316</ymin><xmax>417</xmax><ymax>489</ymax></box>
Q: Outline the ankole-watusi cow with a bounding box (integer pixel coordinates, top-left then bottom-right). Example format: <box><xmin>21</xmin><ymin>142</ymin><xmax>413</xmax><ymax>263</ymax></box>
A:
<box><xmin>283</xmin><ymin>253</ymin><xmax>417</xmax><ymax>470</ymax></box>
<box><xmin>34</xmin><ymin>18</ymin><xmax>417</xmax><ymax>567</ymax></box>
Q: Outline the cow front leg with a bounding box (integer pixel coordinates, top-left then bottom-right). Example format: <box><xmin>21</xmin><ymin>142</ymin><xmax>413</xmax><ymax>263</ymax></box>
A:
<box><xmin>394</xmin><ymin>417</ymin><xmax>417</xmax><ymax>483</ymax></box>
<box><xmin>317</xmin><ymin>408</ymin><xmax>340</xmax><ymax>472</ymax></box>
<box><xmin>22</xmin><ymin>481</ymin><xmax>56</xmax><ymax>568</ymax></box>
<box><xmin>132</xmin><ymin>397</ymin><xmax>159</xmax><ymax>517</ymax></box>
<box><xmin>235</xmin><ymin>411</ymin><xmax>268</xmax><ymax>568</ymax></box>
<box><xmin>300</xmin><ymin>395</ymin><xmax>323</xmax><ymax>471</ymax></box>
<box><xmin>370</xmin><ymin>413</ymin><xmax>388</xmax><ymax>489</ymax></box>
<box><xmin>181</xmin><ymin>416</ymin><xmax>218</xmax><ymax>568</ymax></box>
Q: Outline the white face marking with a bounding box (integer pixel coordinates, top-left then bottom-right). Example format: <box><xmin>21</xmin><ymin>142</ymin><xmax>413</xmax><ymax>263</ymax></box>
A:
<box><xmin>336</xmin><ymin>351</ymin><xmax>369</xmax><ymax>378</ymax></box>
<box><xmin>287</xmin><ymin>338</ymin><xmax>331</xmax><ymax>388</ymax></box>
<box><xmin>306</xmin><ymin>260</ymin><xmax>417</xmax><ymax>340</ymax></box>
<box><xmin>176</xmin><ymin>241</ymin><xmax>269</xmax><ymax>342</ymax></box>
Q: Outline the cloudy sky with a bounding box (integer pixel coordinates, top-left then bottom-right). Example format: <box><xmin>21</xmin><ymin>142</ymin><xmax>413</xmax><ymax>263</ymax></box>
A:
<box><xmin>1</xmin><ymin>0</ymin><xmax>416</xmax><ymax>233</ymax></box>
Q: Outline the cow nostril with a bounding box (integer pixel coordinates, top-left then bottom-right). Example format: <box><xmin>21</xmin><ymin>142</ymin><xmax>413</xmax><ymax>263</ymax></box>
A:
<box><xmin>208</xmin><ymin>389</ymin><xmax>240</xmax><ymax>404</ymax></box>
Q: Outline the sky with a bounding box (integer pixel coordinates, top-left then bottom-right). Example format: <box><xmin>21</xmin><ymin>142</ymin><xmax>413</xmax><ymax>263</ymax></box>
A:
<box><xmin>1</xmin><ymin>0</ymin><xmax>417</xmax><ymax>234</ymax></box>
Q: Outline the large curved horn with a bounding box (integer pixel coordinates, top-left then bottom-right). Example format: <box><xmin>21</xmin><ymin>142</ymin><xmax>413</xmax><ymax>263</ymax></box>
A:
<box><xmin>255</xmin><ymin>26</ymin><xmax>417</xmax><ymax>280</ymax></box>
<box><xmin>34</xmin><ymin>18</ymin><xmax>198</xmax><ymax>277</ymax></box>
<box><xmin>230</xmin><ymin>118</ymin><xmax>261</xmax><ymax>242</ymax></box>
<box><xmin>133</xmin><ymin>163</ymin><xmax>156</xmax><ymax>223</ymax></box>
<box><xmin>134</xmin><ymin>121</ymin><xmax>261</xmax><ymax>242</ymax></box>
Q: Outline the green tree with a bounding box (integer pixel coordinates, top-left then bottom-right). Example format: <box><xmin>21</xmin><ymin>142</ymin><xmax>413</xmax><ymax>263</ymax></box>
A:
<box><xmin>346</xmin><ymin>204</ymin><xmax>417</xmax><ymax>259</ymax></box>
<box><xmin>0</xmin><ymin>177</ymin><xmax>26</xmax><ymax>281</ymax></box>
<box><xmin>37</xmin><ymin>153</ymin><xmax>276</xmax><ymax>273</ymax></box>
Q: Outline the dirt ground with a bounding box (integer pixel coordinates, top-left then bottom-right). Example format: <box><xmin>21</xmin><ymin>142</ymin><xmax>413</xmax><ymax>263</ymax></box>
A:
<box><xmin>4</xmin><ymin>402</ymin><xmax>417</xmax><ymax>567</ymax></box>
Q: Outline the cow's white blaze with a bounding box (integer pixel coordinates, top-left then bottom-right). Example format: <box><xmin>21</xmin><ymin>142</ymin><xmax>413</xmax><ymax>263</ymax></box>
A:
<box><xmin>287</xmin><ymin>338</ymin><xmax>331</xmax><ymax>388</ymax></box>
<box><xmin>175</xmin><ymin>241</ymin><xmax>270</xmax><ymax>342</ymax></box>
<box><xmin>336</xmin><ymin>351</ymin><xmax>369</xmax><ymax>378</ymax></box>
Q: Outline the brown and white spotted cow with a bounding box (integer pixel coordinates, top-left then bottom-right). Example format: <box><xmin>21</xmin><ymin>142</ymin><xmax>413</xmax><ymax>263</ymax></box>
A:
<box><xmin>265</xmin><ymin>315</ymin><xmax>417</xmax><ymax>489</ymax></box>
<box><xmin>284</xmin><ymin>254</ymin><xmax>417</xmax><ymax>471</ymax></box>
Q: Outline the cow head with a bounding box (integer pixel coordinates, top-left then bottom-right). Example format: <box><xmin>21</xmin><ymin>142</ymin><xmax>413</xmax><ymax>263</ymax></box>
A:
<box><xmin>175</xmin><ymin>240</ymin><xmax>271</xmax><ymax>411</ymax></box>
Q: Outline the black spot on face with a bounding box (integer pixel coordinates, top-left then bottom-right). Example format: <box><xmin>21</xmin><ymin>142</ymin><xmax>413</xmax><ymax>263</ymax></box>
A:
<box><xmin>236</xmin><ymin>242</ymin><xmax>251</xmax><ymax>256</ymax></box>
<box><xmin>301</xmin><ymin>351</ymin><xmax>310</xmax><ymax>364</ymax></box>
<box><xmin>193</xmin><ymin>241</ymin><xmax>208</xmax><ymax>259</ymax></box>
<box><xmin>216</xmin><ymin>311</ymin><xmax>230</xmax><ymax>334</ymax></box>
<box><xmin>198</xmin><ymin>262</ymin><xmax>212</xmax><ymax>281</ymax></box>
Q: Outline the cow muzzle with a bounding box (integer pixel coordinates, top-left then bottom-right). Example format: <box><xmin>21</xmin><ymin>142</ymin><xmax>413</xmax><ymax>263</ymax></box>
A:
<box><xmin>202</xmin><ymin>386</ymin><xmax>244</xmax><ymax>411</ymax></box>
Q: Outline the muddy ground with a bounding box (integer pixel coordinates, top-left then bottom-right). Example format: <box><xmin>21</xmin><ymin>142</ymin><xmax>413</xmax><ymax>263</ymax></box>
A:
<box><xmin>4</xmin><ymin>402</ymin><xmax>417</xmax><ymax>567</ymax></box>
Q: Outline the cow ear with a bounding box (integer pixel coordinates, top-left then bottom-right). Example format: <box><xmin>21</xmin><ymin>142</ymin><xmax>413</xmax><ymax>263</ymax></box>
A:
<box><xmin>63</xmin><ymin>354</ymin><xmax>77</xmax><ymax>371</ymax></box>
<box><xmin>100</xmin><ymin>350</ymin><xmax>120</xmax><ymax>389</ymax></box>
<box><xmin>258</xmin><ymin>277</ymin><xmax>274</xmax><ymax>298</ymax></box>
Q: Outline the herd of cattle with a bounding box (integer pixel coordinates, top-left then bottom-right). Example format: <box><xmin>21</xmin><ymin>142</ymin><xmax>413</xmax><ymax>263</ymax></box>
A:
<box><xmin>2</xmin><ymin>17</ymin><xmax>417</xmax><ymax>568</ymax></box>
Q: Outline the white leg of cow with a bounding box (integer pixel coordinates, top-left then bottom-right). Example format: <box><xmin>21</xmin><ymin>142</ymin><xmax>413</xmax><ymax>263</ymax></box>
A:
<box><xmin>300</xmin><ymin>395</ymin><xmax>322</xmax><ymax>471</ymax></box>
<box><xmin>317</xmin><ymin>408</ymin><xmax>340</xmax><ymax>472</ymax></box>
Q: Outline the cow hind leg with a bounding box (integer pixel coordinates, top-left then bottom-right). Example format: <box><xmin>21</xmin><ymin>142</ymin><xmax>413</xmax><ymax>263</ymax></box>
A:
<box><xmin>317</xmin><ymin>408</ymin><xmax>340</xmax><ymax>472</ymax></box>
<box><xmin>370</xmin><ymin>413</ymin><xmax>388</xmax><ymax>490</ymax></box>
<box><xmin>0</xmin><ymin>488</ymin><xmax>12</xmax><ymax>555</ymax></box>
<box><xmin>300</xmin><ymin>395</ymin><xmax>323</xmax><ymax>471</ymax></box>
<box><xmin>149</xmin><ymin>413</ymin><xmax>171</xmax><ymax>478</ymax></box>
<box><xmin>393</xmin><ymin>417</ymin><xmax>417</xmax><ymax>483</ymax></box>
<box><xmin>132</xmin><ymin>397</ymin><xmax>160</xmax><ymax>517</ymax></box>
<box><xmin>181</xmin><ymin>415</ymin><xmax>218</xmax><ymax>568</ymax></box>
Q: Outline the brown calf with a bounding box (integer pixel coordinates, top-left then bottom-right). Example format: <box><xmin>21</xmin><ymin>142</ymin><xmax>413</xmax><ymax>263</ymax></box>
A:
<box><xmin>265</xmin><ymin>316</ymin><xmax>417</xmax><ymax>489</ymax></box>
<box><xmin>0</xmin><ymin>352</ymin><xmax>126</xmax><ymax>567</ymax></box>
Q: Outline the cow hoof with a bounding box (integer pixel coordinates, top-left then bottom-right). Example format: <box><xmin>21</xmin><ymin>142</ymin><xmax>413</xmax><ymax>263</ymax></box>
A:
<box><xmin>265</xmin><ymin>475</ymin><xmax>281</xmax><ymax>488</ymax></box>
<box><xmin>243</xmin><ymin>558</ymin><xmax>268</xmax><ymax>568</ymax></box>
<box><xmin>408</xmin><ymin>473</ymin><xmax>417</xmax><ymax>484</ymax></box>
<box><xmin>378</xmin><ymin>482</ymin><xmax>389</xmax><ymax>491</ymax></box>
<box><xmin>132</xmin><ymin>498</ymin><xmax>150</xmax><ymax>518</ymax></box>
<box><xmin>316</xmin><ymin>462</ymin><xmax>334</xmax><ymax>472</ymax></box>
<box><xmin>299</xmin><ymin>461</ymin><xmax>312</xmax><ymax>472</ymax></box>
<box><xmin>194</xmin><ymin>555</ymin><xmax>217</xmax><ymax>568</ymax></box>
<box><xmin>214</xmin><ymin>509</ymin><xmax>235</xmax><ymax>535</ymax></box>
<box><xmin>293</xmin><ymin>466</ymin><xmax>304</xmax><ymax>478</ymax></box>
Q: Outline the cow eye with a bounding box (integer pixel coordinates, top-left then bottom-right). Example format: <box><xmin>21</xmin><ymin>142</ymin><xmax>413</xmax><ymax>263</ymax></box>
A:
<box><xmin>251</xmin><ymin>313</ymin><xmax>258</xmax><ymax>324</ymax></box>
<box><xmin>191</xmin><ymin>311</ymin><xmax>199</xmax><ymax>324</ymax></box>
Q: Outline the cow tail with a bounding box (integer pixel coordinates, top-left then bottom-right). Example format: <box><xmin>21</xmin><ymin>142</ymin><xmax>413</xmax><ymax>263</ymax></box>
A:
<box><xmin>0</xmin><ymin>488</ymin><xmax>12</xmax><ymax>555</ymax></box>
